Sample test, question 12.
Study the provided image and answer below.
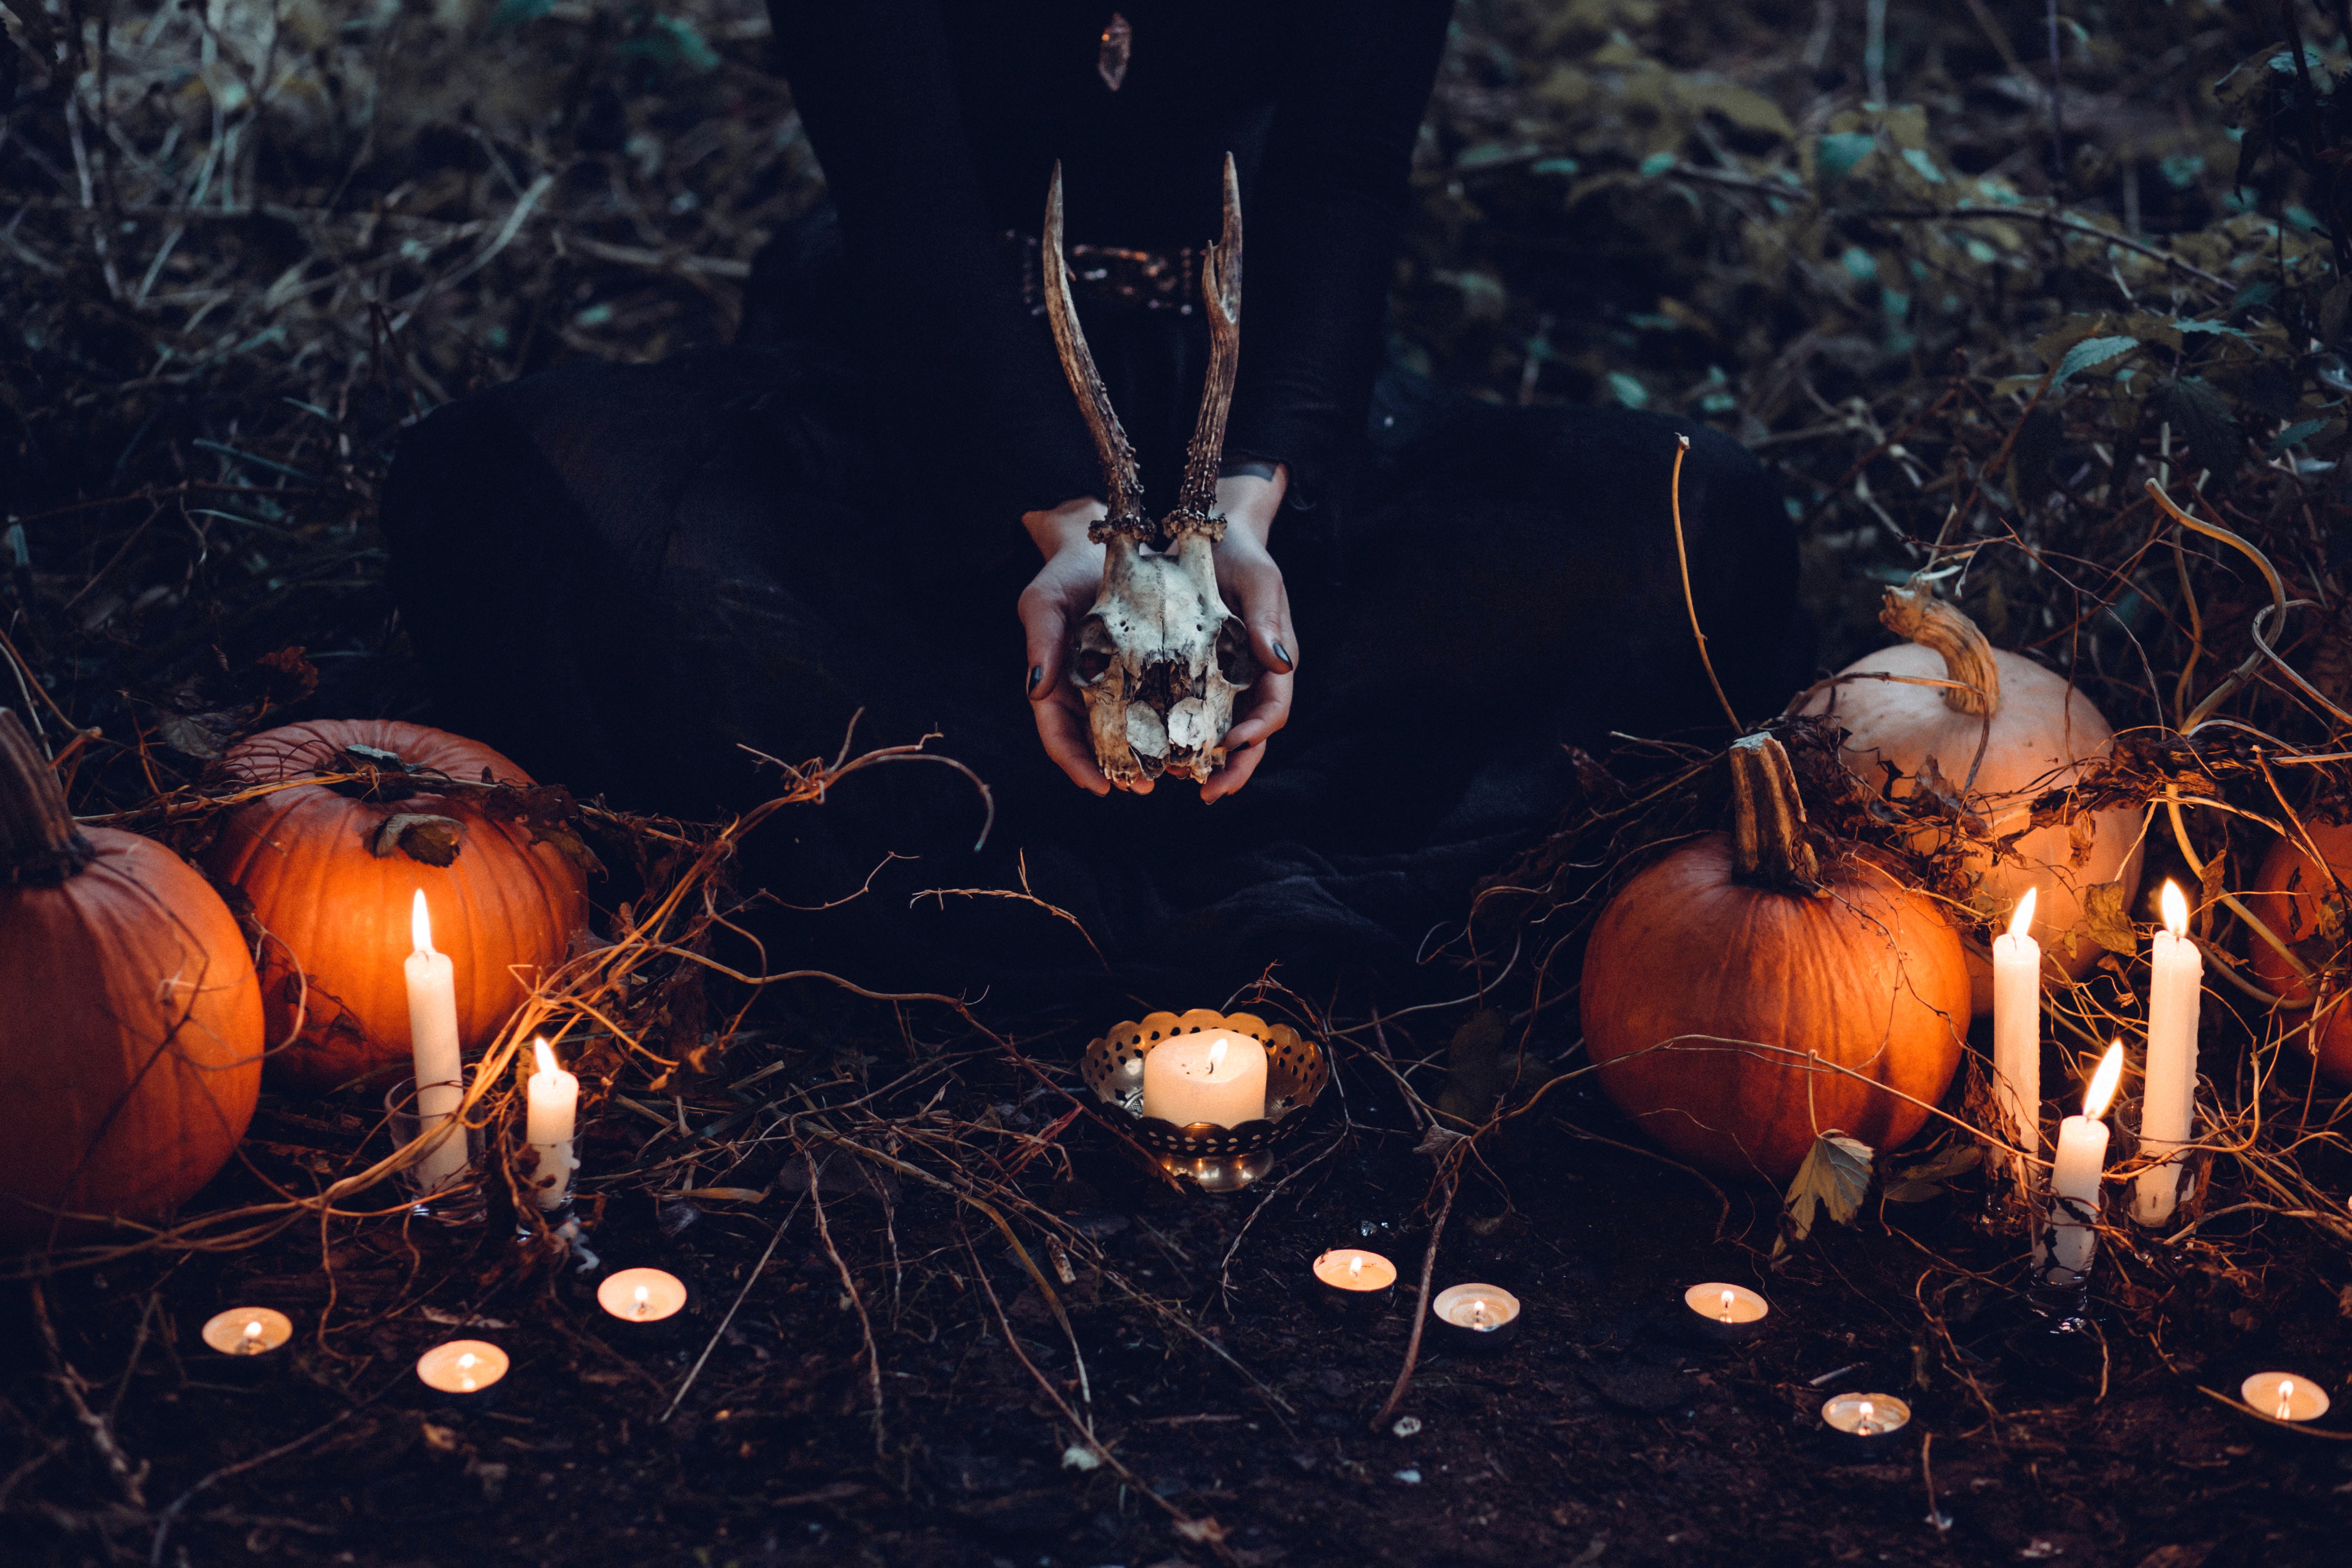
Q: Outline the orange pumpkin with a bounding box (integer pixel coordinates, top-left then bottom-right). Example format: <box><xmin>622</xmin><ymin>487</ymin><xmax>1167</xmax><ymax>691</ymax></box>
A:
<box><xmin>2244</xmin><ymin>821</ymin><xmax>2352</xmax><ymax>1084</ymax></box>
<box><xmin>205</xmin><ymin>720</ymin><xmax>589</xmax><ymax>1091</ymax></box>
<box><xmin>0</xmin><ymin>709</ymin><xmax>264</xmax><ymax>1247</ymax></box>
<box><xmin>1580</xmin><ymin>732</ymin><xmax>1971</xmax><ymax>1181</ymax></box>
<box><xmin>1799</xmin><ymin>582</ymin><xmax>2141</xmax><ymax>1014</ymax></box>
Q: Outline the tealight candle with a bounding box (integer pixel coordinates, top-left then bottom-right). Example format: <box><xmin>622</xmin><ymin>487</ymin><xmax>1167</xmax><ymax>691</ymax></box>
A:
<box><xmin>1821</xmin><ymin>1391</ymin><xmax>1911</xmax><ymax>1450</ymax></box>
<box><xmin>523</xmin><ymin>1038</ymin><xmax>580</xmax><ymax>1212</ymax></box>
<box><xmin>2135</xmin><ymin>881</ymin><xmax>2202</xmax><ymax>1227</ymax></box>
<box><xmin>403</xmin><ymin>890</ymin><xmax>470</xmax><ymax>1195</ymax></box>
<box><xmin>201</xmin><ymin>1307</ymin><xmax>292</xmax><ymax>1357</ymax></box>
<box><xmin>1991</xmin><ymin>887</ymin><xmax>2043</xmax><ymax>1193</ymax></box>
<box><xmin>416</xmin><ymin>1339</ymin><xmax>509</xmax><ymax>1401</ymax></box>
<box><xmin>1681</xmin><ymin>1281</ymin><xmax>1770</xmax><ymax>1344</ymax></box>
<box><xmin>1429</xmin><ymin>1283</ymin><xmax>1521</xmax><ymax>1353</ymax></box>
<box><xmin>1313</xmin><ymin>1248</ymin><xmax>1398</xmax><ymax>1312</ymax></box>
<box><xmin>2041</xmin><ymin>1041</ymin><xmax>2124</xmax><ymax>1281</ymax></box>
<box><xmin>1140</xmin><ymin>1030</ymin><xmax>1268</xmax><ymax>1129</ymax></box>
<box><xmin>2241</xmin><ymin>1372</ymin><xmax>2330</xmax><ymax>1424</ymax></box>
<box><xmin>597</xmin><ymin>1267</ymin><xmax>688</xmax><ymax>1346</ymax></box>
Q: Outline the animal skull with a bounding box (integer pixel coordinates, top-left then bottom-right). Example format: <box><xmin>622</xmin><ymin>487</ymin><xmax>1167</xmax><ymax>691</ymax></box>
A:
<box><xmin>1043</xmin><ymin>156</ymin><xmax>1260</xmax><ymax>786</ymax></box>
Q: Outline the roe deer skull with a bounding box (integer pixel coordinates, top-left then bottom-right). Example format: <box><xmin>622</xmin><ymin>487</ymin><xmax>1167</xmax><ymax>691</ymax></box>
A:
<box><xmin>1043</xmin><ymin>155</ymin><xmax>1259</xmax><ymax>786</ymax></box>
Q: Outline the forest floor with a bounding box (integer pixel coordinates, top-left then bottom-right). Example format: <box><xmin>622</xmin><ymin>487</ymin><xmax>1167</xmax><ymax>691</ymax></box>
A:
<box><xmin>8</xmin><ymin>0</ymin><xmax>2352</xmax><ymax>1564</ymax></box>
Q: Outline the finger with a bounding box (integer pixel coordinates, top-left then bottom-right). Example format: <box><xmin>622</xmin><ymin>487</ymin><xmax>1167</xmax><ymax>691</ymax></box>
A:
<box><xmin>1201</xmin><ymin>734</ymin><xmax>1268</xmax><ymax>803</ymax></box>
<box><xmin>1221</xmin><ymin>670</ymin><xmax>1293</xmax><ymax>752</ymax></box>
<box><xmin>1228</xmin><ymin>559</ymin><xmax>1298</xmax><ymax>675</ymax></box>
<box><xmin>1032</xmin><ymin>690</ymin><xmax>1111</xmax><ymax>794</ymax></box>
<box><xmin>1018</xmin><ymin>583</ymin><xmax>1067</xmax><ymax>699</ymax></box>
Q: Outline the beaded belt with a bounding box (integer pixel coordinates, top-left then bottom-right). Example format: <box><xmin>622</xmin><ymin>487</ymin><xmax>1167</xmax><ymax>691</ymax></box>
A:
<box><xmin>1007</xmin><ymin>231</ymin><xmax>1204</xmax><ymax>316</ymax></box>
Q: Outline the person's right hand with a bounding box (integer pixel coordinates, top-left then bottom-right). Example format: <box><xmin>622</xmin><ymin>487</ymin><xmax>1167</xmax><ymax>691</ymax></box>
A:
<box><xmin>1018</xmin><ymin>497</ymin><xmax>1119</xmax><ymax>795</ymax></box>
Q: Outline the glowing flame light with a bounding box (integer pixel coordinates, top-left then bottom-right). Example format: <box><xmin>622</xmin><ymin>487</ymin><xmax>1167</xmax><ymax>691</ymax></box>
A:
<box><xmin>2161</xmin><ymin>879</ymin><xmax>2189</xmax><ymax>939</ymax></box>
<box><xmin>1855</xmin><ymin>1400</ymin><xmax>1877</xmax><ymax>1436</ymax></box>
<box><xmin>2082</xmin><ymin>1042</ymin><xmax>2126</xmax><ymax>1121</ymax></box>
<box><xmin>534</xmin><ymin>1038</ymin><xmax>558</xmax><ymax>1077</ymax></box>
<box><xmin>1347</xmin><ymin>1255</ymin><xmax>1364</xmax><ymax>1283</ymax></box>
<box><xmin>632</xmin><ymin>1285</ymin><xmax>651</xmax><ymax>1320</ymax></box>
<box><xmin>1719</xmin><ymin>1288</ymin><xmax>1736</xmax><ymax>1324</ymax></box>
<box><xmin>241</xmin><ymin>1320</ymin><xmax>264</xmax><ymax>1354</ymax></box>
<box><xmin>2277</xmin><ymin>1378</ymin><xmax>2296</xmax><ymax>1421</ymax></box>
<box><xmin>457</xmin><ymin>1351</ymin><xmax>478</xmax><ymax>1392</ymax></box>
<box><xmin>1467</xmin><ymin>1299</ymin><xmax>1489</xmax><ymax>1328</ymax></box>
<box><xmin>411</xmin><ymin>889</ymin><xmax>435</xmax><ymax>956</ymax></box>
<box><xmin>2008</xmin><ymin>886</ymin><xmax>2038</xmax><ymax>941</ymax></box>
<box><xmin>1207</xmin><ymin>1038</ymin><xmax>1228</xmax><ymax>1072</ymax></box>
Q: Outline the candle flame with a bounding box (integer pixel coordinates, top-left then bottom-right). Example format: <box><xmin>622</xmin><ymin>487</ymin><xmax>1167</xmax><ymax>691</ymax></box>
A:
<box><xmin>457</xmin><ymin>1352</ymin><xmax>476</xmax><ymax>1370</ymax></box>
<box><xmin>2008</xmin><ymin>886</ymin><xmax>2038</xmax><ymax>941</ymax></box>
<box><xmin>411</xmin><ymin>889</ymin><xmax>435</xmax><ymax>956</ymax></box>
<box><xmin>2277</xmin><ymin>1378</ymin><xmax>2296</xmax><ymax>1420</ymax></box>
<box><xmin>1855</xmin><ymin>1399</ymin><xmax>1877</xmax><ymax>1436</ymax></box>
<box><xmin>1720</xmin><ymin>1288</ymin><xmax>1736</xmax><ymax>1324</ymax></box>
<box><xmin>632</xmin><ymin>1284</ymin><xmax>651</xmax><ymax>1319</ymax></box>
<box><xmin>2161</xmin><ymin>879</ymin><xmax>2189</xmax><ymax>939</ymax></box>
<box><xmin>2083</xmin><ymin>1041</ymin><xmax>2125</xmax><ymax>1121</ymax></box>
<box><xmin>534</xmin><ymin>1038</ymin><xmax>558</xmax><ymax>1077</ymax></box>
<box><xmin>1348</xmin><ymin>1255</ymin><xmax>1364</xmax><ymax>1282</ymax></box>
<box><xmin>1207</xmin><ymin>1038</ymin><xmax>1228</xmax><ymax>1072</ymax></box>
<box><xmin>241</xmin><ymin>1319</ymin><xmax>264</xmax><ymax>1353</ymax></box>
<box><xmin>1468</xmin><ymin>1299</ymin><xmax>1489</xmax><ymax>1328</ymax></box>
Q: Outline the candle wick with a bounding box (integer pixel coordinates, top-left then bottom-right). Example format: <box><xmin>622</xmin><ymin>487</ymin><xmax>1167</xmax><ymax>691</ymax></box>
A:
<box><xmin>633</xmin><ymin>1286</ymin><xmax>651</xmax><ymax>1319</ymax></box>
<box><xmin>1855</xmin><ymin>1400</ymin><xmax>1876</xmax><ymax>1436</ymax></box>
<box><xmin>2277</xmin><ymin>1379</ymin><xmax>2295</xmax><ymax>1421</ymax></box>
<box><xmin>1719</xmin><ymin>1289</ymin><xmax>1735</xmax><ymax>1324</ymax></box>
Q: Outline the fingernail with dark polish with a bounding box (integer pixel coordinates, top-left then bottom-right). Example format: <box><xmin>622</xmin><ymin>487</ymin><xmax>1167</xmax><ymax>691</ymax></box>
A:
<box><xmin>1027</xmin><ymin>664</ymin><xmax>1043</xmax><ymax>695</ymax></box>
<box><xmin>1271</xmin><ymin>640</ymin><xmax>1293</xmax><ymax>670</ymax></box>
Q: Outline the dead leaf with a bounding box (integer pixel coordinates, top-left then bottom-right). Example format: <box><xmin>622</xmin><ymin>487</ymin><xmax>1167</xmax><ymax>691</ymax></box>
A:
<box><xmin>1173</xmin><ymin>1516</ymin><xmax>1228</xmax><ymax>1545</ymax></box>
<box><xmin>1776</xmin><ymin>1131</ymin><xmax>1874</xmax><ymax>1254</ymax></box>
<box><xmin>418</xmin><ymin>1305</ymin><xmax>513</xmax><ymax>1329</ymax></box>
<box><xmin>418</xmin><ymin>1421</ymin><xmax>462</xmax><ymax>1454</ymax></box>
<box><xmin>1414</xmin><ymin>1124</ymin><xmax>1468</xmax><ymax>1157</ymax></box>
<box><xmin>2082</xmin><ymin>880</ymin><xmax>2140</xmax><ymax>956</ymax></box>
<box><xmin>155</xmin><ymin>711</ymin><xmax>236</xmax><ymax>760</ymax></box>
<box><xmin>368</xmin><ymin>812</ymin><xmax>464</xmax><ymax>866</ymax></box>
<box><xmin>1437</xmin><ymin>1009</ymin><xmax>1510</xmax><ymax>1126</ymax></box>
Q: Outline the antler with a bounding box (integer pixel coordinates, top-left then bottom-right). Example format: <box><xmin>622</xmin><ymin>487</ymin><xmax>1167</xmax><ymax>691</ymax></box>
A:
<box><xmin>1043</xmin><ymin>162</ymin><xmax>1149</xmax><ymax>542</ymax></box>
<box><xmin>1173</xmin><ymin>153</ymin><xmax>1243</xmax><ymax>533</ymax></box>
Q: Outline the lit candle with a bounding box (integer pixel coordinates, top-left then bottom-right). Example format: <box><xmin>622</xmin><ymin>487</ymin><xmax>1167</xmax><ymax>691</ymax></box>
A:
<box><xmin>1139</xmin><ymin>1030</ymin><xmax>1268</xmax><ymax>1129</ymax></box>
<box><xmin>1429</xmin><ymin>1283</ymin><xmax>1522</xmax><ymax>1352</ymax></box>
<box><xmin>523</xmin><ymin>1037</ymin><xmax>579</xmax><ymax>1211</ymax></box>
<box><xmin>1682</xmin><ymin>1281</ymin><xmax>1769</xmax><ymax>1343</ymax></box>
<box><xmin>200</xmin><ymin>1307</ymin><xmax>292</xmax><ymax>1357</ymax></box>
<box><xmin>1991</xmin><ymin>887</ymin><xmax>2043</xmax><ymax>1191</ymax></box>
<box><xmin>2242</xmin><ymin>1372</ymin><xmax>2330</xmax><ymax>1423</ymax></box>
<box><xmin>403</xmin><ymin>890</ymin><xmax>469</xmax><ymax>1194</ymax></box>
<box><xmin>597</xmin><ymin>1267</ymin><xmax>687</xmax><ymax>1321</ymax></box>
<box><xmin>415</xmin><ymin>1338</ymin><xmax>508</xmax><ymax>1397</ymax></box>
<box><xmin>2135</xmin><ymin>881</ymin><xmax>2202</xmax><ymax>1227</ymax></box>
<box><xmin>2042</xmin><ymin>1042</ymin><xmax>2125</xmax><ymax>1278</ymax></box>
<box><xmin>1313</xmin><ymin>1248</ymin><xmax>1398</xmax><ymax>1311</ymax></box>
<box><xmin>1821</xmin><ymin>1391</ymin><xmax>1911</xmax><ymax>1448</ymax></box>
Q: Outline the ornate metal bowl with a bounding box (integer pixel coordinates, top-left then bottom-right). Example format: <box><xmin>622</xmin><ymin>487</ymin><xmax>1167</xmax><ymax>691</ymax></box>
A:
<box><xmin>1079</xmin><ymin>1008</ymin><xmax>1328</xmax><ymax>1190</ymax></box>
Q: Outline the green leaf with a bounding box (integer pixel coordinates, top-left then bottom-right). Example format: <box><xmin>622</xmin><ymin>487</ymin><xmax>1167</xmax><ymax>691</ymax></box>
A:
<box><xmin>2151</xmin><ymin>376</ymin><xmax>2242</xmax><ymax>485</ymax></box>
<box><xmin>2269</xmin><ymin>418</ymin><xmax>2329</xmax><ymax>456</ymax></box>
<box><xmin>1777</xmin><ymin>1131</ymin><xmax>1874</xmax><ymax>1254</ymax></box>
<box><xmin>1815</xmin><ymin>131</ymin><xmax>1875</xmax><ymax>186</ymax></box>
<box><xmin>1608</xmin><ymin>372</ymin><xmax>1649</xmax><ymax>408</ymax></box>
<box><xmin>2050</xmin><ymin>335</ymin><xmax>2139</xmax><ymax>389</ymax></box>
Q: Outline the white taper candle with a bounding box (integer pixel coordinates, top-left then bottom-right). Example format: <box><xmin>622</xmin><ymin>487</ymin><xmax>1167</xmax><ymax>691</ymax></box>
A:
<box><xmin>403</xmin><ymin>889</ymin><xmax>470</xmax><ymax>1194</ymax></box>
<box><xmin>2134</xmin><ymin>881</ymin><xmax>2202</xmax><ymax>1227</ymax></box>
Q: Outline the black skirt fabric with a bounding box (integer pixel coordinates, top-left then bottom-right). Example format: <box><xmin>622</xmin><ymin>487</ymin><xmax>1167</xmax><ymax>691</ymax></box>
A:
<box><xmin>380</xmin><ymin>217</ymin><xmax>1804</xmax><ymax>999</ymax></box>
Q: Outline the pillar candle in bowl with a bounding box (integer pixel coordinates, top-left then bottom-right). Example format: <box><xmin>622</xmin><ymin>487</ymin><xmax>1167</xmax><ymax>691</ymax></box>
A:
<box><xmin>523</xmin><ymin>1038</ymin><xmax>580</xmax><ymax>1212</ymax></box>
<box><xmin>597</xmin><ymin>1267</ymin><xmax>688</xmax><ymax>1347</ymax></box>
<box><xmin>415</xmin><ymin>1339</ymin><xmax>508</xmax><ymax>1406</ymax></box>
<box><xmin>1313</xmin><ymin>1248</ymin><xmax>1397</xmax><ymax>1314</ymax></box>
<box><xmin>1429</xmin><ymin>1283</ymin><xmax>1521</xmax><ymax>1354</ymax></box>
<box><xmin>1140</xmin><ymin>1030</ymin><xmax>1268</xmax><ymax>1130</ymax></box>
<box><xmin>1819</xmin><ymin>1391</ymin><xmax>1911</xmax><ymax>1453</ymax></box>
<box><xmin>1681</xmin><ymin>1282</ymin><xmax>1769</xmax><ymax>1345</ymax></box>
<box><xmin>2134</xmin><ymin>881</ymin><xmax>2202</xmax><ymax>1228</ymax></box>
<box><xmin>1991</xmin><ymin>887</ymin><xmax>2042</xmax><ymax>1194</ymax></box>
<box><xmin>2241</xmin><ymin>1372</ymin><xmax>2331</xmax><ymax>1425</ymax></box>
<box><xmin>403</xmin><ymin>890</ymin><xmax>471</xmax><ymax>1196</ymax></box>
<box><xmin>2039</xmin><ymin>1042</ymin><xmax>2124</xmax><ymax>1282</ymax></box>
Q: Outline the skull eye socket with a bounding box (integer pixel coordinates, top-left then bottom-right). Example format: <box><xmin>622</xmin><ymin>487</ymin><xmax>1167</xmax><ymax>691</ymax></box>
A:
<box><xmin>1214</xmin><ymin>617</ymin><xmax>1259</xmax><ymax>686</ymax></box>
<box><xmin>1073</xmin><ymin>615</ymin><xmax>1117</xmax><ymax>686</ymax></box>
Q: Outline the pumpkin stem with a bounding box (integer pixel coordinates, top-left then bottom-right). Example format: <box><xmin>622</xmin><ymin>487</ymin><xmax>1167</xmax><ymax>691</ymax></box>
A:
<box><xmin>0</xmin><ymin>709</ymin><xmax>97</xmax><ymax>886</ymax></box>
<box><xmin>1880</xmin><ymin>580</ymin><xmax>2000</xmax><ymax>718</ymax></box>
<box><xmin>1729</xmin><ymin>732</ymin><xmax>1821</xmax><ymax>893</ymax></box>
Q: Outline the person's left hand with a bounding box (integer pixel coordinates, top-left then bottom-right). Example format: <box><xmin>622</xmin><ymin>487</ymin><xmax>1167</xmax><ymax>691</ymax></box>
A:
<box><xmin>1201</xmin><ymin>466</ymin><xmax>1297</xmax><ymax>804</ymax></box>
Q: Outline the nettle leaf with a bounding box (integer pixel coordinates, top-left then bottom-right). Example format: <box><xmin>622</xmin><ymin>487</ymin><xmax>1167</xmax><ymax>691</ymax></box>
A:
<box><xmin>368</xmin><ymin>813</ymin><xmax>465</xmax><ymax>867</ymax></box>
<box><xmin>2151</xmin><ymin>376</ymin><xmax>2242</xmax><ymax>489</ymax></box>
<box><xmin>2268</xmin><ymin>418</ymin><xmax>2329</xmax><ymax>457</ymax></box>
<box><xmin>1776</xmin><ymin>1131</ymin><xmax>1874</xmax><ymax>1255</ymax></box>
<box><xmin>2050</xmin><ymin>334</ymin><xmax>2140</xmax><ymax>389</ymax></box>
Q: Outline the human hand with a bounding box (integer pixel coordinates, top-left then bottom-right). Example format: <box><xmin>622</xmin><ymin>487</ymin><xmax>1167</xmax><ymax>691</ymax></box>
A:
<box><xmin>1200</xmin><ymin>467</ymin><xmax>1296</xmax><ymax>804</ymax></box>
<box><xmin>1019</xmin><ymin>496</ymin><xmax>1115</xmax><ymax>794</ymax></box>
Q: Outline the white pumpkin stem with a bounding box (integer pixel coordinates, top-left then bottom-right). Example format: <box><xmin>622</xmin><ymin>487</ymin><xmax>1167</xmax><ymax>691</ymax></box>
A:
<box><xmin>1880</xmin><ymin>581</ymin><xmax>2000</xmax><ymax>717</ymax></box>
<box><xmin>0</xmin><ymin>709</ymin><xmax>96</xmax><ymax>886</ymax></box>
<box><xmin>1728</xmin><ymin>732</ymin><xmax>1821</xmax><ymax>893</ymax></box>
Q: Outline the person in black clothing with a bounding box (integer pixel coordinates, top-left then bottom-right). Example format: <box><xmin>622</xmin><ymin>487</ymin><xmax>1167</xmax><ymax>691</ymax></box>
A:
<box><xmin>380</xmin><ymin>2</ymin><xmax>1801</xmax><ymax>992</ymax></box>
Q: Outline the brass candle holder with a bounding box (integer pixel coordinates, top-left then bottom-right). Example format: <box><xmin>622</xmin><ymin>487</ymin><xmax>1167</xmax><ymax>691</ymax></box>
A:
<box><xmin>1080</xmin><ymin>1009</ymin><xmax>1327</xmax><ymax>1191</ymax></box>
